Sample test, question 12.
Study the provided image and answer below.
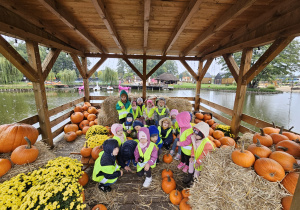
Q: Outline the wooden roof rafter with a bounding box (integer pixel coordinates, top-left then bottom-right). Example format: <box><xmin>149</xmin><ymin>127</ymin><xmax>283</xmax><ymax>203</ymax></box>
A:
<box><xmin>42</xmin><ymin>48</ymin><xmax>61</xmax><ymax>81</ymax></box>
<box><xmin>143</xmin><ymin>0</ymin><xmax>151</xmax><ymax>54</ymax></box>
<box><xmin>180</xmin><ymin>60</ymin><xmax>198</xmax><ymax>80</ymax></box>
<box><xmin>70</xmin><ymin>54</ymin><xmax>87</xmax><ymax>79</ymax></box>
<box><xmin>87</xmin><ymin>57</ymin><xmax>107</xmax><ymax>78</ymax></box>
<box><xmin>123</xmin><ymin>58</ymin><xmax>143</xmax><ymax>79</ymax></box>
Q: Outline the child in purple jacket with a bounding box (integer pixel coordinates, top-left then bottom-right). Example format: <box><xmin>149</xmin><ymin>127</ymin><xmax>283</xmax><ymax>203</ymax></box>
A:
<box><xmin>134</xmin><ymin>127</ymin><xmax>158</xmax><ymax>188</ymax></box>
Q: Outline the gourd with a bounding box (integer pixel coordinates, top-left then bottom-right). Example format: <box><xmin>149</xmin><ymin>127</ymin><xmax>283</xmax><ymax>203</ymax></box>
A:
<box><xmin>11</xmin><ymin>137</ymin><xmax>39</xmax><ymax>165</ymax></box>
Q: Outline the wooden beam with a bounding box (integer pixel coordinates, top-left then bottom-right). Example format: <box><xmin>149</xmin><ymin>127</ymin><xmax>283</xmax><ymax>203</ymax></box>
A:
<box><xmin>231</xmin><ymin>48</ymin><xmax>253</xmax><ymax>137</ymax></box>
<box><xmin>194</xmin><ymin>61</ymin><xmax>203</xmax><ymax>112</ymax></box>
<box><xmin>123</xmin><ymin>58</ymin><xmax>143</xmax><ymax>79</ymax></box>
<box><xmin>146</xmin><ymin>60</ymin><xmax>166</xmax><ymax>80</ymax></box>
<box><xmin>42</xmin><ymin>48</ymin><xmax>61</xmax><ymax>81</ymax></box>
<box><xmin>143</xmin><ymin>58</ymin><xmax>147</xmax><ymax>99</ymax></box>
<box><xmin>0</xmin><ymin>35</ymin><xmax>37</xmax><ymax>82</ymax></box>
<box><xmin>87</xmin><ymin>57</ymin><xmax>107</xmax><ymax>78</ymax></box>
<box><xmin>223</xmin><ymin>54</ymin><xmax>239</xmax><ymax>82</ymax></box>
<box><xmin>70</xmin><ymin>54</ymin><xmax>87</xmax><ymax>79</ymax></box>
<box><xmin>92</xmin><ymin>0</ymin><xmax>126</xmax><ymax>54</ymax></box>
<box><xmin>244</xmin><ymin>37</ymin><xmax>294</xmax><ymax>84</ymax></box>
<box><xmin>199</xmin><ymin>58</ymin><xmax>213</xmax><ymax>81</ymax></box>
<box><xmin>26</xmin><ymin>40</ymin><xmax>53</xmax><ymax>147</ymax></box>
<box><xmin>163</xmin><ymin>0</ymin><xmax>202</xmax><ymax>55</ymax></box>
<box><xmin>180</xmin><ymin>60</ymin><xmax>198</xmax><ymax>80</ymax></box>
<box><xmin>38</xmin><ymin>0</ymin><xmax>106</xmax><ymax>53</ymax></box>
<box><xmin>182</xmin><ymin>0</ymin><xmax>257</xmax><ymax>56</ymax></box>
<box><xmin>143</xmin><ymin>0</ymin><xmax>151</xmax><ymax>54</ymax></box>
<box><xmin>291</xmin><ymin>175</ymin><xmax>300</xmax><ymax>210</ymax></box>
<box><xmin>0</xmin><ymin>5</ymin><xmax>83</xmax><ymax>56</ymax></box>
<box><xmin>82</xmin><ymin>57</ymin><xmax>90</xmax><ymax>102</ymax></box>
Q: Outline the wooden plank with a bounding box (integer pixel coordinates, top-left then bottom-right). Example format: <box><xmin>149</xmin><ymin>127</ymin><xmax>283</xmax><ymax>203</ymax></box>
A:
<box><xmin>244</xmin><ymin>37</ymin><xmax>294</xmax><ymax>84</ymax></box>
<box><xmin>146</xmin><ymin>59</ymin><xmax>166</xmax><ymax>80</ymax></box>
<box><xmin>92</xmin><ymin>0</ymin><xmax>126</xmax><ymax>54</ymax></box>
<box><xmin>182</xmin><ymin>0</ymin><xmax>257</xmax><ymax>56</ymax></box>
<box><xmin>194</xmin><ymin>61</ymin><xmax>202</xmax><ymax>112</ymax></box>
<box><xmin>200</xmin><ymin>98</ymin><xmax>233</xmax><ymax>116</ymax></box>
<box><xmin>48</xmin><ymin>97</ymin><xmax>84</xmax><ymax>116</ymax></box>
<box><xmin>223</xmin><ymin>54</ymin><xmax>239</xmax><ymax>82</ymax></box>
<box><xmin>50</xmin><ymin>110</ymin><xmax>72</xmax><ymax>128</ymax></box>
<box><xmin>169</xmin><ymin>97</ymin><xmax>195</xmax><ymax>101</ymax></box>
<box><xmin>123</xmin><ymin>58</ymin><xmax>143</xmax><ymax>79</ymax></box>
<box><xmin>231</xmin><ymin>48</ymin><xmax>253</xmax><ymax>137</ymax></box>
<box><xmin>52</xmin><ymin>123</ymin><xmax>66</xmax><ymax>139</ymax></box>
<box><xmin>239</xmin><ymin>125</ymin><xmax>255</xmax><ymax>134</ymax></box>
<box><xmin>89</xmin><ymin>96</ymin><xmax>108</xmax><ymax>100</ymax></box>
<box><xmin>83</xmin><ymin>78</ymin><xmax>90</xmax><ymax>103</ymax></box>
<box><xmin>199</xmin><ymin>58</ymin><xmax>213</xmax><ymax>81</ymax></box>
<box><xmin>143</xmin><ymin>0</ymin><xmax>151</xmax><ymax>54</ymax></box>
<box><xmin>180</xmin><ymin>60</ymin><xmax>198</xmax><ymax>80</ymax></box>
<box><xmin>87</xmin><ymin>57</ymin><xmax>107</xmax><ymax>78</ymax></box>
<box><xmin>17</xmin><ymin>115</ymin><xmax>39</xmax><ymax>125</ymax></box>
<box><xmin>42</xmin><ymin>48</ymin><xmax>61</xmax><ymax>81</ymax></box>
<box><xmin>163</xmin><ymin>0</ymin><xmax>202</xmax><ymax>55</ymax></box>
<box><xmin>70</xmin><ymin>54</ymin><xmax>87</xmax><ymax>78</ymax></box>
<box><xmin>291</xmin><ymin>176</ymin><xmax>300</xmax><ymax>210</ymax></box>
<box><xmin>38</xmin><ymin>0</ymin><xmax>106</xmax><ymax>53</ymax></box>
<box><xmin>143</xmin><ymin>58</ymin><xmax>147</xmax><ymax>99</ymax></box>
<box><xmin>200</xmin><ymin>105</ymin><xmax>232</xmax><ymax>126</ymax></box>
<box><xmin>0</xmin><ymin>35</ymin><xmax>37</xmax><ymax>82</ymax></box>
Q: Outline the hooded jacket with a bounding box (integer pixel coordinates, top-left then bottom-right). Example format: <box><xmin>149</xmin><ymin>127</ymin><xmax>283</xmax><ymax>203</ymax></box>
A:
<box><xmin>148</xmin><ymin>125</ymin><xmax>162</xmax><ymax>149</ymax></box>
<box><xmin>134</xmin><ymin>127</ymin><xmax>158</xmax><ymax>166</ymax></box>
<box><xmin>116</xmin><ymin>90</ymin><xmax>132</xmax><ymax>115</ymax></box>
<box><xmin>176</xmin><ymin>111</ymin><xmax>193</xmax><ymax>147</ymax></box>
<box><xmin>117</xmin><ymin>140</ymin><xmax>138</xmax><ymax>168</ymax></box>
<box><xmin>111</xmin><ymin>123</ymin><xmax>126</xmax><ymax>146</ymax></box>
<box><xmin>96</xmin><ymin>139</ymin><xmax>121</xmax><ymax>179</ymax></box>
<box><xmin>158</xmin><ymin>117</ymin><xmax>173</xmax><ymax>146</ymax></box>
<box><xmin>153</xmin><ymin>98</ymin><xmax>169</xmax><ymax>123</ymax></box>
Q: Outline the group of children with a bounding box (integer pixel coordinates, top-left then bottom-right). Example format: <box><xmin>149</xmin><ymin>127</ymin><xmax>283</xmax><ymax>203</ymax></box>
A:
<box><xmin>92</xmin><ymin>90</ymin><xmax>215</xmax><ymax>192</ymax></box>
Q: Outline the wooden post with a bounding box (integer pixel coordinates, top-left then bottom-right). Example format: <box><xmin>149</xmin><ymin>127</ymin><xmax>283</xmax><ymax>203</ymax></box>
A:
<box><xmin>26</xmin><ymin>41</ymin><xmax>53</xmax><ymax>147</ymax></box>
<box><xmin>291</xmin><ymin>176</ymin><xmax>300</xmax><ymax>210</ymax></box>
<box><xmin>81</xmin><ymin>57</ymin><xmax>90</xmax><ymax>102</ymax></box>
<box><xmin>194</xmin><ymin>61</ymin><xmax>203</xmax><ymax>111</ymax></box>
<box><xmin>230</xmin><ymin>48</ymin><xmax>253</xmax><ymax>137</ymax></box>
<box><xmin>142</xmin><ymin>58</ymin><xmax>147</xmax><ymax>100</ymax></box>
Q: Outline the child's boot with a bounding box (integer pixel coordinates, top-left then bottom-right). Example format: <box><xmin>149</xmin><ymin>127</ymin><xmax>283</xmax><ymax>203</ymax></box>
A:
<box><xmin>182</xmin><ymin>165</ymin><xmax>189</xmax><ymax>173</ymax></box>
<box><xmin>183</xmin><ymin>173</ymin><xmax>193</xmax><ymax>184</ymax></box>
<box><xmin>143</xmin><ymin>176</ymin><xmax>152</xmax><ymax>188</ymax></box>
<box><xmin>105</xmin><ymin>185</ymin><xmax>111</xmax><ymax>192</ymax></box>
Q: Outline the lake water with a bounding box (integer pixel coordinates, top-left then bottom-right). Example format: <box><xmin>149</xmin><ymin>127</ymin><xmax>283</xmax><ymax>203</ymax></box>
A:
<box><xmin>0</xmin><ymin>89</ymin><xmax>299</xmax><ymax>134</ymax></box>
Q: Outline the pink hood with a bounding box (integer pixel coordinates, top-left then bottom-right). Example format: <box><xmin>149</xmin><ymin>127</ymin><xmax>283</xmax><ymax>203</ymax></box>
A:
<box><xmin>137</xmin><ymin>127</ymin><xmax>150</xmax><ymax>145</ymax></box>
<box><xmin>111</xmin><ymin>123</ymin><xmax>123</xmax><ymax>136</ymax></box>
<box><xmin>176</xmin><ymin>111</ymin><xmax>192</xmax><ymax>132</ymax></box>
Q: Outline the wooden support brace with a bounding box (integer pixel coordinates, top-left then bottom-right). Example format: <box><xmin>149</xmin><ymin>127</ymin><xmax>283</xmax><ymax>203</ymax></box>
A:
<box><xmin>42</xmin><ymin>48</ymin><xmax>61</xmax><ymax>81</ymax></box>
<box><xmin>87</xmin><ymin>57</ymin><xmax>107</xmax><ymax>78</ymax></box>
<box><xmin>223</xmin><ymin>54</ymin><xmax>239</xmax><ymax>82</ymax></box>
<box><xmin>81</xmin><ymin>57</ymin><xmax>90</xmax><ymax>102</ymax></box>
<box><xmin>70</xmin><ymin>53</ymin><xmax>87</xmax><ymax>78</ymax></box>
<box><xmin>123</xmin><ymin>58</ymin><xmax>143</xmax><ymax>79</ymax></box>
<box><xmin>146</xmin><ymin>59</ymin><xmax>166</xmax><ymax>80</ymax></box>
<box><xmin>180</xmin><ymin>60</ymin><xmax>198</xmax><ymax>80</ymax></box>
<box><xmin>199</xmin><ymin>58</ymin><xmax>213</xmax><ymax>81</ymax></box>
<box><xmin>194</xmin><ymin>61</ymin><xmax>203</xmax><ymax>112</ymax></box>
<box><xmin>143</xmin><ymin>58</ymin><xmax>147</xmax><ymax>100</ymax></box>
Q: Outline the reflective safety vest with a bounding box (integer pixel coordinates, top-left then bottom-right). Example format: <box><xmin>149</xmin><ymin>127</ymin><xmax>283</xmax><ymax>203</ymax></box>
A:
<box><xmin>158</xmin><ymin>126</ymin><xmax>172</xmax><ymax>140</ymax></box>
<box><xmin>92</xmin><ymin>151</ymin><xmax>120</xmax><ymax>184</ymax></box>
<box><xmin>144</xmin><ymin>107</ymin><xmax>155</xmax><ymax>118</ymax></box>
<box><xmin>155</xmin><ymin>108</ymin><xmax>166</xmax><ymax>116</ymax></box>
<box><xmin>180</xmin><ymin>128</ymin><xmax>194</xmax><ymax>156</ymax></box>
<box><xmin>117</xmin><ymin>101</ymin><xmax>132</xmax><ymax>119</ymax></box>
<box><xmin>193</xmin><ymin>138</ymin><xmax>215</xmax><ymax>171</ymax></box>
<box><xmin>123</xmin><ymin>123</ymin><xmax>133</xmax><ymax>131</ymax></box>
<box><xmin>112</xmin><ymin>133</ymin><xmax>127</xmax><ymax>147</ymax></box>
<box><xmin>172</xmin><ymin>121</ymin><xmax>180</xmax><ymax>133</ymax></box>
<box><xmin>132</xmin><ymin>107</ymin><xmax>141</xmax><ymax>119</ymax></box>
<box><xmin>137</xmin><ymin>142</ymin><xmax>156</xmax><ymax>172</ymax></box>
<box><xmin>138</xmin><ymin>105</ymin><xmax>145</xmax><ymax>116</ymax></box>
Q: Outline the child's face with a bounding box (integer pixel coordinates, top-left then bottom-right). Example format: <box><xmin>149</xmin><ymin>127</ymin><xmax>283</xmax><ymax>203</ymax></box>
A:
<box><xmin>121</xmin><ymin>95</ymin><xmax>127</xmax><ymax>102</ymax></box>
<box><xmin>135</xmin><ymin>125</ymin><xmax>141</xmax><ymax>131</ymax></box>
<box><xmin>158</xmin><ymin>100</ymin><xmax>164</xmax><ymax>107</ymax></box>
<box><xmin>116</xmin><ymin>129</ymin><xmax>123</xmax><ymax>136</ymax></box>
<box><xmin>171</xmin><ymin>115</ymin><xmax>176</xmax><ymax>119</ymax></box>
<box><xmin>132</xmin><ymin>101</ymin><xmax>137</xmax><ymax>106</ymax></box>
<box><xmin>127</xmin><ymin>117</ymin><xmax>133</xmax><ymax>123</ymax></box>
<box><xmin>137</xmin><ymin>101</ymin><xmax>143</xmax><ymax>105</ymax></box>
<box><xmin>112</xmin><ymin>147</ymin><xmax>119</xmax><ymax>156</ymax></box>
<box><xmin>162</xmin><ymin>121</ymin><xmax>169</xmax><ymax>128</ymax></box>
<box><xmin>150</xmin><ymin>135</ymin><xmax>158</xmax><ymax>143</ymax></box>
<box><xmin>147</xmin><ymin>102</ymin><xmax>153</xmax><ymax>107</ymax></box>
<box><xmin>194</xmin><ymin>133</ymin><xmax>203</xmax><ymax>140</ymax></box>
<box><xmin>139</xmin><ymin>138</ymin><xmax>147</xmax><ymax>144</ymax></box>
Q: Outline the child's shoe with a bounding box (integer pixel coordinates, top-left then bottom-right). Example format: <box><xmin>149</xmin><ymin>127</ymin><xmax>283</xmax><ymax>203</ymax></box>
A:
<box><xmin>170</xmin><ymin>150</ymin><xmax>175</xmax><ymax>156</ymax></box>
<box><xmin>143</xmin><ymin>176</ymin><xmax>152</xmax><ymax>188</ymax></box>
<box><xmin>174</xmin><ymin>153</ymin><xmax>181</xmax><ymax>160</ymax></box>
<box><xmin>177</xmin><ymin>162</ymin><xmax>185</xmax><ymax>169</ymax></box>
<box><xmin>182</xmin><ymin>165</ymin><xmax>189</xmax><ymax>173</ymax></box>
<box><xmin>133</xmin><ymin>161</ymin><xmax>137</xmax><ymax>167</ymax></box>
<box><xmin>105</xmin><ymin>186</ymin><xmax>112</xmax><ymax>192</ymax></box>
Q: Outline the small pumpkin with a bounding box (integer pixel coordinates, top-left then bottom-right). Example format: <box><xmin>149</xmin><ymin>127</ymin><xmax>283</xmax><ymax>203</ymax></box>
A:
<box><xmin>211</xmin><ymin>123</ymin><xmax>219</xmax><ymax>130</ymax></box>
<box><xmin>281</xmin><ymin>172</ymin><xmax>299</xmax><ymax>195</ymax></box>
<box><xmin>81</xmin><ymin>142</ymin><xmax>92</xmax><ymax>157</ymax></box>
<box><xmin>170</xmin><ymin>190</ymin><xmax>183</xmax><ymax>205</ymax></box>
<box><xmin>195</xmin><ymin>112</ymin><xmax>203</xmax><ymax>120</ymax></box>
<box><xmin>64</xmin><ymin>131</ymin><xmax>77</xmax><ymax>142</ymax></box>
<box><xmin>253</xmin><ymin>155</ymin><xmax>285</xmax><ymax>182</ymax></box>
<box><xmin>94</xmin><ymin>119</ymin><xmax>98</xmax><ymax>125</ymax></box>
<box><xmin>262</xmin><ymin>122</ymin><xmax>280</xmax><ymax>134</ymax></box>
<box><xmin>179</xmin><ymin>197</ymin><xmax>191</xmax><ymax>210</ymax></box>
<box><xmin>74</xmin><ymin>106</ymin><xmax>82</xmax><ymax>112</ymax></box>
<box><xmin>87</xmin><ymin>114</ymin><xmax>97</xmax><ymax>121</ymax></box>
<box><xmin>92</xmin><ymin>204</ymin><xmax>107</xmax><ymax>210</ymax></box>
<box><xmin>162</xmin><ymin>175</ymin><xmax>176</xmax><ymax>194</ymax></box>
<box><xmin>92</xmin><ymin>145</ymin><xmax>103</xmax><ymax>160</ymax></box>
<box><xmin>162</xmin><ymin>169</ymin><xmax>173</xmax><ymax>179</ymax></box>
<box><xmin>0</xmin><ymin>159</ymin><xmax>12</xmax><ymax>177</ymax></box>
<box><xmin>203</xmin><ymin>114</ymin><xmax>211</xmax><ymax>121</ymax></box>
<box><xmin>76</xmin><ymin>130</ymin><xmax>83</xmax><ymax>136</ymax></box>
<box><xmin>207</xmin><ymin>119</ymin><xmax>215</xmax><ymax>126</ymax></box>
<box><xmin>231</xmin><ymin>141</ymin><xmax>255</xmax><ymax>168</ymax></box>
<box><xmin>281</xmin><ymin>196</ymin><xmax>293</xmax><ymax>210</ymax></box>
<box><xmin>282</xmin><ymin>130</ymin><xmax>299</xmax><ymax>140</ymax></box>
<box><xmin>163</xmin><ymin>154</ymin><xmax>173</xmax><ymax>164</ymax></box>
<box><xmin>275</xmin><ymin>140</ymin><xmax>300</xmax><ymax>158</ymax></box>
<box><xmin>82</xmin><ymin>105</ymin><xmax>88</xmax><ymax>111</ymax></box>
<box><xmin>71</xmin><ymin>112</ymin><xmax>84</xmax><ymax>124</ymax></box>
<box><xmin>253</xmin><ymin>128</ymin><xmax>273</xmax><ymax>147</ymax></box>
<box><xmin>11</xmin><ymin>137</ymin><xmax>39</xmax><ymax>165</ymax></box>
<box><xmin>78</xmin><ymin>171</ymin><xmax>89</xmax><ymax>186</ymax></box>
<box><xmin>89</xmin><ymin>121</ymin><xmax>95</xmax><ymax>127</ymax></box>
<box><xmin>82</xmin><ymin>126</ymin><xmax>90</xmax><ymax>135</ymax></box>
<box><xmin>181</xmin><ymin>189</ymin><xmax>190</xmax><ymax>198</ymax></box>
<box><xmin>213</xmin><ymin>139</ymin><xmax>221</xmax><ymax>148</ymax></box>
<box><xmin>194</xmin><ymin>118</ymin><xmax>202</xmax><ymax>124</ymax></box>
<box><xmin>83</xmin><ymin>111</ymin><xmax>89</xmax><ymax>119</ymax></box>
<box><xmin>79</xmin><ymin>120</ymin><xmax>90</xmax><ymax>129</ymax></box>
<box><xmin>88</xmin><ymin>106</ymin><xmax>98</xmax><ymax>114</ymax></box>
<box><xmin>270</xmin><ymin>126</ymin><xmax>289</xmax><ymax>144</ymax></box>
<box><xmin>81</xmin><ymin>190</ymin><xmax>85</xmax><ymax>202</ymax></box>
<box><xmin>209</xmin><ymin>127</ymin><xmax>214</xmax><ymax>136</ymax></box>
<box><xmin>212</xmin><ymin>130</ymin><xmax>224</xmax><ymax>139</ymax></box>
<box><xmin>84</xmin><ymin>102</ymin><xmax>91</xmax><ymax>107</ymax></box>
<box><xmin>269</xmin><ymin>151</ymin><xmax>297</xmax><ymax>172</ymax></box>
<box><xmin>219</xmin><ymin>137</ymin><xmax>236</xmax><ymax>147</ymax></box>
<box><xmin>247</xmin><ymin>139</ymin><xmax>272</xmax><ymax>158</ymax></box>
<box><xmin>64</xmin><ymin>124</ymin><xmax>79</xmax><ymax>133</ymax></box>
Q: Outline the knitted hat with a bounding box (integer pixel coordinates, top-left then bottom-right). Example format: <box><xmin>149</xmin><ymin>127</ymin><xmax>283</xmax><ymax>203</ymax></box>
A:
<box><xmin>111</xmin><ymin>123</ymin><xmax>123</xmax><ymax>135</ymax></box>
<box><xmin>133</xmin><ymin>120</ymin><xmax>144</xmax><ymax>128</ymax></box>
<box><xmin>137</xmin><ymin>127</ymin><xmax>150</xmax><ymax>143</ymax></box>
<box><xmin>146</xmin><ymin>100</ymin><xmax>154</xmax><ymax>106</ymax></box>
<box><xmin>193</xmin><ymin>122</ymin><xmax>209</xmax><ymax>138</ymax></box>
<box><xmin>156</xmin><ymin>97</ymin><xmax>166</xmax><ymax>106</ymax></box>
<box><xmin>137</xmin><ymin>97</ymin><xmax>143</xmax><ymax>103</ymax></box>
<box><xmin>170</xmin><ymin>109</ymin><xmax>179</xmax><ymax>117</ymax></box>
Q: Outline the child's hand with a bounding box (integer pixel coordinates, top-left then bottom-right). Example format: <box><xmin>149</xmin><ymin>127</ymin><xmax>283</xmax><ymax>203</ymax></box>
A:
<box><xmin>124</xmin><ymin>166</ymin><xmax>131</xmax><ymax>172</ymax></box>
<box><xmin>121</xmin><ymin>106</ymin><xmax>125</xmax><ymax>109</ymax></box>
<box><xmin>189</xmin><ymin>157</ymin><xmax>194</xmax><ymax>162</ymax></box>
<box><xmin>128</xmin><ymin>130</ymin><xmax>132</xmax><ymax>134</ymax></box>
<box><xmin>120</xmin><ymin>170</ymin><xmax>124</xmax><ymax>176</ymax></box>
<box><xmin>144</xmin><ymin>163</ymin><xmax>150</xmax><ymax>171</ymax></box>
<box><xmin>176</xmin><ymin>141</ymin><xmax>180</xmax><ymax>146</ymax></box>
<box><xmin>195</xmin><ymin>162</ymin><xmax>201</xmax><ymax>169</ymax></box>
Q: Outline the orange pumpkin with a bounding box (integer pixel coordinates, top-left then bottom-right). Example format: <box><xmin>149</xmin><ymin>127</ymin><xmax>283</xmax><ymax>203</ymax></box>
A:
<box><xmin>82</xmin><ymin>126</ymin><xmax>90</xmax><ymax>135</ymax></box>
<box><xmin>64</xmin><ymin>131</ymin><xmax>77</xmax><ymax>142</ymax></box>
<box><xmin>207</xmin><ymin>119</ymin><xmax>215</xmax><ymax>126</ymax></box>
<box><xmin>82</xmin><ymin>105</ymin><xmax>88</xmax><ymax>111</ymax></box>
<box><xmin>74</xmin><ymin>106</ymin><xmax>82</xmax><ymax>112</ymax></box>
<box><xmin>169</xmin><ymin>190</ymin><xmax>183</xmax><ymax>205</ymax></box>
<box><xmin>76</xmin><ymin>130</ymin><xmax>83</xmax><ymax>136</ymax></box>
<box><xmin>64</xmin><ymin>124</ymin><xmax>79</xmax><ymax>133</ymax></box>
<box><xmin>162</xmin><ymin>169</ymin><xmax>173</xmax><ymax>179</ymax></box>
<box><xmin>83</xmin><ymin>111</ymin><xmax>89</xmax><ymax>119</ymax></box>
<box><xmin>84</xmin><ymin>102</ymin><xmax>91</xmax><ymax>107</ymax></box>
<box><xmin>231</xmin><ymin>141</ymin><xmax>255</xmax><ymax>168</ymax></box>
<box><xmin>211</xmin><ymin>123</ymin><xmax>219</xmax><ymax>130</ymax></box>
<box><xmin>269</xmin><ymin>151</ymin><xmax>297</xmax><ymax>172</ymax></box>
<box><xmin>212</xmin><ymin>130</ymin><xmax>224</xmax><ymax>139</ymax></box>
<box><xmin>81</xmin><ymin>190</ymin><xmax>85</xmax><ymax>202</ymax></box>
<box><xmin>281</xmin><ymin>196</ymin><xmax>293</xmax><ymax>210</ymax></box>
<box><xmin>11</xmin><ymin>137</ymin><xmax>39</xmax><ymax>165</ymax></box>
<box><xmin>179</xmin><ymin>197</ymin><xmax>191</xmax><ymax>210</ymax></box>
<box><xmin>163</xmin><ymin>154</ymin><xmax>173</xmax><ymax>164</ymax></box>
<box><xmin>181</xmin><ymin>189</ymin><xmax>190</xmax><ymax>198</ymax></box>
<box><xmin>89</xmin><ymin>121</ymin><xmax>95</xmax><ymax>127</ymax></box>
<box><xmin>162</xmin><ymin>175</ymin><xmax>176</xmax><ymax>194</ymax></box>
<box><xmin>94</xmin><ymin>119</ymin><xmax>98</xmax><ymax>125</ymax></box>
<box><xmin>219</xmin><ymin>137</ymin><xmax>236</xmax><ymax>147</ymax></box>
<box><xmin>81</xmin><ymin>142</ymin><xmax>92</xmax><ymax>157</ymax></box>
<box><xmin>281</xmin><ymin>172</ymin><xmax>299</xmax><ymax>195</ymax></box>
<box><xmin>270</xmin><ymin>127</ymin><xmax>289</xmax><ymax>144</ymax></box>
<box><xmin>254</xmin><ymin>157</ymin><xmax>285</xmax><ymax>182</ymax></box>
<box><xmin>87</xmin><ymin>114</ymin><xmax>97</xmax><ymax>121</ymax></box>
<box><xmin>253</xmin><ymin>129</ymin><xmax>273</xmax><ymax>147</ymax></box>
<box><xmin>78</xmin><ymin>171</ymin><xmax>89</xmax><ymax>186</ymax></box>
<box><xmin>276</xmin><ymin>140</ymin><xmax>300</xmax><ymax>158</ymax></box>
<box><xmin>262</xmin><ymin>123</ymin><xmax>280</xmax><ymax>135</ymax></box>
<box><xmin>92</xmin><ymin>146</ymin><xmax>103</xmax><ymax>160</ymax></box>
<box><xmin>71</xmin><ymin>112</ymin><xmax>84</xmax><ymax>124</ymax></box>
<box><xmin>79</xmin><ymin>120</ymin><xmax>90</xmax><ymax>129</ymax></box>
<box><xmin>195</xmin><ymin>112</ymin><xmax>203</xmax><ymax>120</ymax></box>
<box><xmin>194</xmin><ymin>118</ymin><xmax>202</xmax><ymax>124</ymax></box>
<box><xmin>247</xmin><ymin>139</ymin><xmax>272</xmax><ymax>158</ymax></box>
<box><xmin>213</xmin><ymin>139</ymin><xmax>221</xmax><ymax>148</ymax></box>
<box><xmin>282</xmin><ymin>131</ymin><xmax>298</xmax><ymax>141</ymax></box>
<box><xmin>209</xmin><ymin>127</ymin><xmax>214</xmax><ymax>136</ymax></box>
<box><xmin>126</xmin><ymin>137</ymin><xmax>133</xmax><ymax>140</ymax></box>
<box><xmin>0</xmin><ymin>123</ymin><xmax>39</xmax><ymax>153</ymax></box>
<box><xmin>203</xmin><ymin>114</ymin><xmax>211</xmax><ymax>121</ymax></box>
<box><xmin>0</xmin><ymin>159</ymin><xmax>12</xmax><ymax>177</ymax></box>
<box><xmin>92</xmin><ymin>204</ymin><xmax>107</xmax><ymax>210</ymax></box>
<box><xmin>88</xmin><ymin>106</ymin><xmax>98</xmax><ymax>114</ymax></box>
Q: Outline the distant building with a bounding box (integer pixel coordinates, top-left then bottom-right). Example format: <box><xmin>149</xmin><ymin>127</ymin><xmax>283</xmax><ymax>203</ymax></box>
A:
<box><xmin>202</xmin><ymin>73</ymin><xmax>212</xmax><ymax>84</ymax></box>
<box><xmin>214</xmin><ymin>73</ymin><xmax>222</xmax><ymax>84</ymax></box>
<box><xmin>222</xmin><ymin>75</ymin><xmax>235</xmax><ymax>84</ymax></box>
<box><xmin>156</xmin><ymin>73</ymin><xmax>179</xmax><ymax>84</ymax></box>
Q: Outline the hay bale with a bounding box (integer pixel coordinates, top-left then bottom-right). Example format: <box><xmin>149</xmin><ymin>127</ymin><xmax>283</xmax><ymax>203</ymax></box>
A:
<box><xmin>166</xmin><ymin>97</ymin><xmax>192</xmax><ymax>113</ymax></box>
<box><xmin>0</xmin><ymin>141</ymin><xmax>56</xmax><ymax>183</ymax></box>
<box><xmin>239</xmin><ymin>132</ymin><xmax>254</xmax><ymax>149</ymax></box>
<box><xmin>189</xmin><ymin>147</ymin><xmax>289</xmax><ymax>210</ymax></box>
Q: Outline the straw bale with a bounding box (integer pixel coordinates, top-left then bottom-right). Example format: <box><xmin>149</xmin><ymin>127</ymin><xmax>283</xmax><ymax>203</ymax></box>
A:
<box><xmin>239</xmin><ymin>132</ymin><xmax>254</xmax><ymax>149</ymax></box>
<box><xmin>189</xmin><ymin>147</ymin><xmax>289</xmax><ymax>210</ymax></box>
<box><xmin>0</xmin><ymin>141</ymin><xmax>56</xmax><ymax>183</ymax></box>
<box><xmin>166</xmin><ymin>97</ymin><xmax>192</xmax><ymax>113</ymax></box>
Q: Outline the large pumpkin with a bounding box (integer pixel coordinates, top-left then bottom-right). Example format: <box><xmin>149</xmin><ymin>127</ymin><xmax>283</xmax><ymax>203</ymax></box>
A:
<box><xmin>262</xmin><ymin>123</ymin><xmax>280</xmax><ymax>135</ymax></box>
<box><xmin>0</xmin><ymin>123</ymin><xmax>39</xmax><ymax>153</ymax></box>
<box><xmin>71</xmin><ymin>112</ymin><xmax>84</xmax><ymax>124</ymax></box>
<box><xmin>212</xmin><ymin>130</ymin><xmax>224</xmax><ymax>139</ymax></box>
<box><xmin>281</xmin><ymin>196</ymin><xmax>293</xmax><ymax>210</ymax></box>
<box><xmin>269</xmin><ymin>151</ymin><xmax>297</xmax><ymax>172</ymax></box>
<box><xmin>253</xmin><ymin>129</ymin><xmax>273</xmax><ymax>147</ymax></box>
<box><xmin>64</xmin><ymin>124</ymin><xmax>79</xmax><ymax>133</ymax></box>
<box><xmin>179</xmin><ymin>198</ymin><xmax>191</xmax><ymax>210</ymax></box>
<box><xmin>247</xmin><ymin>139</ymin><xmax>272</xmax><ymax>158</ymax></box>
<box><xmin>231</xmin><ymin>141</ymin><xmax>255</xmax><ymax>168</ymax></box>
<box><xmin>92</xmin><ymin>146</ymin><xmax>103</xmax><ymax>160</ymax></box>
<box><xmin>162</xmin><ymin>175</ymin><xmax>176</xmax><ymax>194</ymax></box>
<box><xmin>64</xmin><ymin>132</ymin><xmax>77</xmax><ymax>142</ymax></box>
<box><xmin>0</xmin><ymin>159</ymin><xmax>12</xmax><ymax>177</ymax></box>
<box><xmin>219</xmin><ymin>137</ymin><xmax>236</xmax><ymax>147</ymax></box>
<box><xmin>87</xmin><ymin>114</ymin><xmax>97</xmax><ymax>121</ymax></box>
<box><xmin>254</xmin><ymin>157</ymin><xmax>285</xmax><ymax>182</ymax></box>
<box><xmin>270</xmin><ymin>127</ymin><xmax>289</xmax><ymax>144</ymax></box>
<box><xmin>162</xmin><ymin>169</ymin><xmax>173</xmax><ymax>179</ymax></box>
<box><xmin>11</xmin><ymin>137</ymin><xmax>39</xmax><ymax>165</ymax></box>
<box><xmin>281</xmin><ymin>172</ymin><xmax>299</xmax><ymax>195</ymax></box>
<box><xmin>276</xmin><ymin>140</ymin><xmax>300</xmax><ymax>158</ymax></box>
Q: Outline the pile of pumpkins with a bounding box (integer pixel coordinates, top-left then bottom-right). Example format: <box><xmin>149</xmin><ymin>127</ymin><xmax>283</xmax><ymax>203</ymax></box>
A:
<box><xmin>231</xmin><ymin>125</ymin><xmax>300</xmax><ymax>210</ymax></box>
<box><xmin>0</xmin><ymin>123</ymin><xmax>39</xmax><ymax>178</ymax></box>
<box><xmin>64</xmin><ymin>102</ymin><xmax>99</xmax><ymax>142</ymax></box>
<box><xmin>161</xmin><ymin>169</ymin><xmax>191</xmax><ymax>209</ymax></box>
